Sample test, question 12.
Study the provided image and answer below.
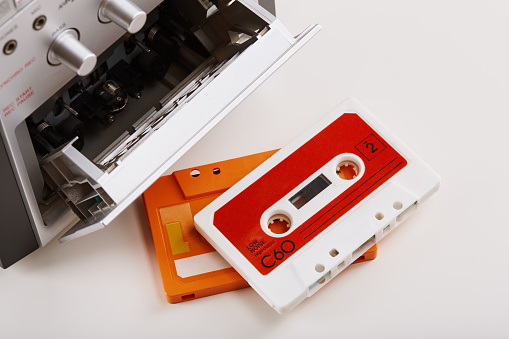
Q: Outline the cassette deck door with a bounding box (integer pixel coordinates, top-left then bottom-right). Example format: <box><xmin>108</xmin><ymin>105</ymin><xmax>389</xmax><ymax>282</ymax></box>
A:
<box><xmin>58</xmin><ymin>21</ymin><xmax>322</xmax><ymax>241</ymax></box>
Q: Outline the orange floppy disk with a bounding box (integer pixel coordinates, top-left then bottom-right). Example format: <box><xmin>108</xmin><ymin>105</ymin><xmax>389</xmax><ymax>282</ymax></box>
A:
<box><xmin>143</xmin><ymin>150</ymin><xmax>378</xmax><ymax>303</ymax></box>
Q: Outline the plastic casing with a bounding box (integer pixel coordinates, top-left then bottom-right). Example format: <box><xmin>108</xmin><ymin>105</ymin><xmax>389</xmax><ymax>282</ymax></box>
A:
<box><xmin>195</xmin><ymin>97</ymin><xmax>440</xmax><ymax>313</ymax></box>
<box><xmin>143</xmin><ymin>150</ymin><xmax>378</xmax><ymax>303</ymax></box>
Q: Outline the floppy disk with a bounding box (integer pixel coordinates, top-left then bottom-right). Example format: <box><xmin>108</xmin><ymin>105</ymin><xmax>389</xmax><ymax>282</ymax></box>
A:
<box><xmin>143</xmin><ymin>150</ymin><xmax>378</xmax><ymax>303</ymax></box>
<box><xmin>195</xmin><ymin>98</ymin><xmax>440</xmax><ymax>313</ymax></box>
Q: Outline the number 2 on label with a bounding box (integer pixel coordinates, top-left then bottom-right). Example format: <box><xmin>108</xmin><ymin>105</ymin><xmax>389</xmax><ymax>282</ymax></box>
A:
<box><xmin>365</xmin><ymin>142</ymin><xmax>378</xmax><ymax>153</ymax></box>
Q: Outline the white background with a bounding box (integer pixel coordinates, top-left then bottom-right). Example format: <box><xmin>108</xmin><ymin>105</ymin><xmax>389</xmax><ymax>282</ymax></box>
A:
<box><xmin>2</xmin><ymin>0</ymin><xmax>509</xmax><ymax>338</ymax></box>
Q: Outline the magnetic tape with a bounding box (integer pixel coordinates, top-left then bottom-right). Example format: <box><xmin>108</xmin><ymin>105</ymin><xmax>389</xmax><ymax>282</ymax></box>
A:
<box><xmin>143</xmin><ymin>150</ymin><xmax>378</xmax><ymax>303</ymax></box>
<box><xmin>195</xmin><ymin>97</ymin><xmax>440</xmax><ymax>313</ymax></box>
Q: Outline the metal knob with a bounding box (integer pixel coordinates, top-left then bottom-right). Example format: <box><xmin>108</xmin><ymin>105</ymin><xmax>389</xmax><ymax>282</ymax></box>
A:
<box><xmin>98</xmin><ymin>0</ymin><xmax>147</xmax><ymax>34</ymax></box>
<box><xmin>47</xmin><ymin>29</ymin><xmax>97</xmax><ymax>76</ymax></box>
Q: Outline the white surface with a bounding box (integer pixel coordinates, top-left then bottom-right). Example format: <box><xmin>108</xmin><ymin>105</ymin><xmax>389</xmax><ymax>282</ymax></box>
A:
<box><xmin>1</xmin><ymin>0</ymin><xmax>508</xmax><ymax>337</ymax></box>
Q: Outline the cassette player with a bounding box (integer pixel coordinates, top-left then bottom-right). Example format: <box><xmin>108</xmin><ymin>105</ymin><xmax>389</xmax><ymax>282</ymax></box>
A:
<box><xmin>195</xmin><ymin>97</ymin><xmax>440</xmax><ymax>313</ymax></box>
<box><xmin>0</xmin><ymin>0</ymin><xmax>321</xmax><ymax>268</ymax></box>
<box><xmin>143</xmin><ymin>150</ymin><xmax>378</xmax><ymax>303</ymax></box>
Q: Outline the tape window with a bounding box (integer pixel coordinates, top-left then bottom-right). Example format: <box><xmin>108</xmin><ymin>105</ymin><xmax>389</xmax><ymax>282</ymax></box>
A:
<box><xmin>289</xmin><ymin>174</ymin><xmax>331</xmax><ymax>209</ymax></box>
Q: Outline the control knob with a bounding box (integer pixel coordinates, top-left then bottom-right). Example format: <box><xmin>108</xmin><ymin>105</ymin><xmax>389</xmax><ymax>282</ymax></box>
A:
<box><xmin>98</xmin><ymin>0</ymin><xmax>147</xmax><ymax>34</ymax></box>
<box><xmin>47</xmin><ymin>29</ymin><xmax>97</xmax><ymax>76</ymax></box>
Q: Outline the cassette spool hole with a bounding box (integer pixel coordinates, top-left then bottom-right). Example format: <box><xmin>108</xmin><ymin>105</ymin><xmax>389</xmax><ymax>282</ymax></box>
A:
<box><xmin>336</xmin><ymin>161</ymin><xmax>359</xmax><ymax>180</ymax></box>
<box><xmin>268</xmin><ymin>214</ymin><xmax>291</xmax><ymax>235</ymax></box>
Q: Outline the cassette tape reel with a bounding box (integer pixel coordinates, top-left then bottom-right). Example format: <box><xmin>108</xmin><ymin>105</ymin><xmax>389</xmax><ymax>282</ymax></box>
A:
<box><xmin>194</xmin><ymin>97</ymin><xmax>440</xmax><ymax>313</ymax></box>
<box><xmin>143</xmin><ymin>150</ymin><xmax>378</xmax><ymax>303</ymax></box>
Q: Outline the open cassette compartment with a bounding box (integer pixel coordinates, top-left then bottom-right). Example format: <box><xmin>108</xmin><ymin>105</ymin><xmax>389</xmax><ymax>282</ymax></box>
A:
<box><xmin>20</xmin><ymin>0</ymin><xmax>320</xmax><ymax>243</ymax></box>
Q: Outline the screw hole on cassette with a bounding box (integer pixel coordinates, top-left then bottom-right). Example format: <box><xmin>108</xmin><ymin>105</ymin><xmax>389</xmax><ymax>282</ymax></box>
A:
<box><xmin>393</xmin><ymin>201</ymin><xmax>403</xmax><ymax>210</ymax></box>
<box><xmin>268</xmin><ymin>214</ymin><xmax>291</xmax><ymax>235</ymax></box>
<box><xmin>315</xmin><ymin>264</ymin><xmax>325</xmax><ymax>273</ymax></box>
<box><xmin>213</xmin><ymin>168</ymin><xmax>221</xmax><ymax>175</ymax></box>
<box><xmin>190</xmin><ymin>169</ymin><xmax>200</xmax><ymax>177</ymax></box>
<box><xmin>375</xmin><ymin>212</ymin><xmax>384</xmax><ymax>220</ymax></box>
<box><xmin>329</xmin><ymin>249</ymin><xmax>339</xmax><ymax>257</ymax></box>
<box><xmin>336</xmin><ymin>161</ymin><xmax>359</xmax><ymax>180</ymax></box>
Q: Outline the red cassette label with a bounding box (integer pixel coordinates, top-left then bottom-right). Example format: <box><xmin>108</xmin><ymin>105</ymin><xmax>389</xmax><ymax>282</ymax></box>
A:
<box><xmin>214</xmin><ymin>113</ymin><xmax>407</xmax><ymax>275</ymax></box>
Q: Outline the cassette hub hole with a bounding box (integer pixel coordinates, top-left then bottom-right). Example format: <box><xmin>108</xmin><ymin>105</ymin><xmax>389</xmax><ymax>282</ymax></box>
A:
<box><xmin>315</xmin><ymin>264</ymin><xmax>325</xmax><ymax>273</ymax></box>
<box><xmin>190</xmin><ymin>169</ymin><xmax>200</xmax><ymax>177</ymax></box>
<box><xmin>336</xmin><ymin>161</ymin><xmax>359</xmax><ymax>180</ymax></box>
<box><xmin>393</xmin><ymin>201</ymin><xmax>403</xmax><ymax>210</ymax></box>
<box><xmin>268</xmin><ymin>214</ymin><xmax>291</xmax><ymax>235</ymax></box>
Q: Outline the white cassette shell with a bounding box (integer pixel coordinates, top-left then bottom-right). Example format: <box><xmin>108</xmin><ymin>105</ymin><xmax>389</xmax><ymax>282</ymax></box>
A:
<box><xmin>194</xmin><ymin>97</ymin><xmax>440</xmax><ymax>313</ymax></box>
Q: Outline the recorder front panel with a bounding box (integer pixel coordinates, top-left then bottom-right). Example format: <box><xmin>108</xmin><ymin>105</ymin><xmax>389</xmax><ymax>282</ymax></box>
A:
<box><xmin>0</xmin><ymin>0</ymin><xmax>320</xmax><ymax>267</ymax></box>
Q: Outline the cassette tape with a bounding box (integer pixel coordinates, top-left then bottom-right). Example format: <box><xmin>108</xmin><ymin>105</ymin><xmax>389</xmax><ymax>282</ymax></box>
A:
<box><xmin>143</xmin><ymin>150</ymin><xmax>378</xmax><ymax>303</ymax></box>
<box><xmin>194</xmin><ymin>97</ymin><xmax>440</xmax><ymax>313</ymax></box>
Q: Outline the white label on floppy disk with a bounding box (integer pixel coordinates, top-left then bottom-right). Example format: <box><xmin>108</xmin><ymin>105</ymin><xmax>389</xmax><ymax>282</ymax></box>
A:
<box><xmin>175</xmin><ymin>252</ymin><xmax>232</xmax><ymax>279</ymax></box>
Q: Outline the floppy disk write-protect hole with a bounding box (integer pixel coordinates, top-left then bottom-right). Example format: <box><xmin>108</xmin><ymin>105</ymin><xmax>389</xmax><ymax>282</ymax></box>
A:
<box><xmin>181</xmin><ymin>293</ymin><xmax>195</xmax><ymax>301</ymax></box>
<box><xmin>268</xmin><ymin>214</ymin><xmax>291</xmax><ymax>235</ymax></box>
